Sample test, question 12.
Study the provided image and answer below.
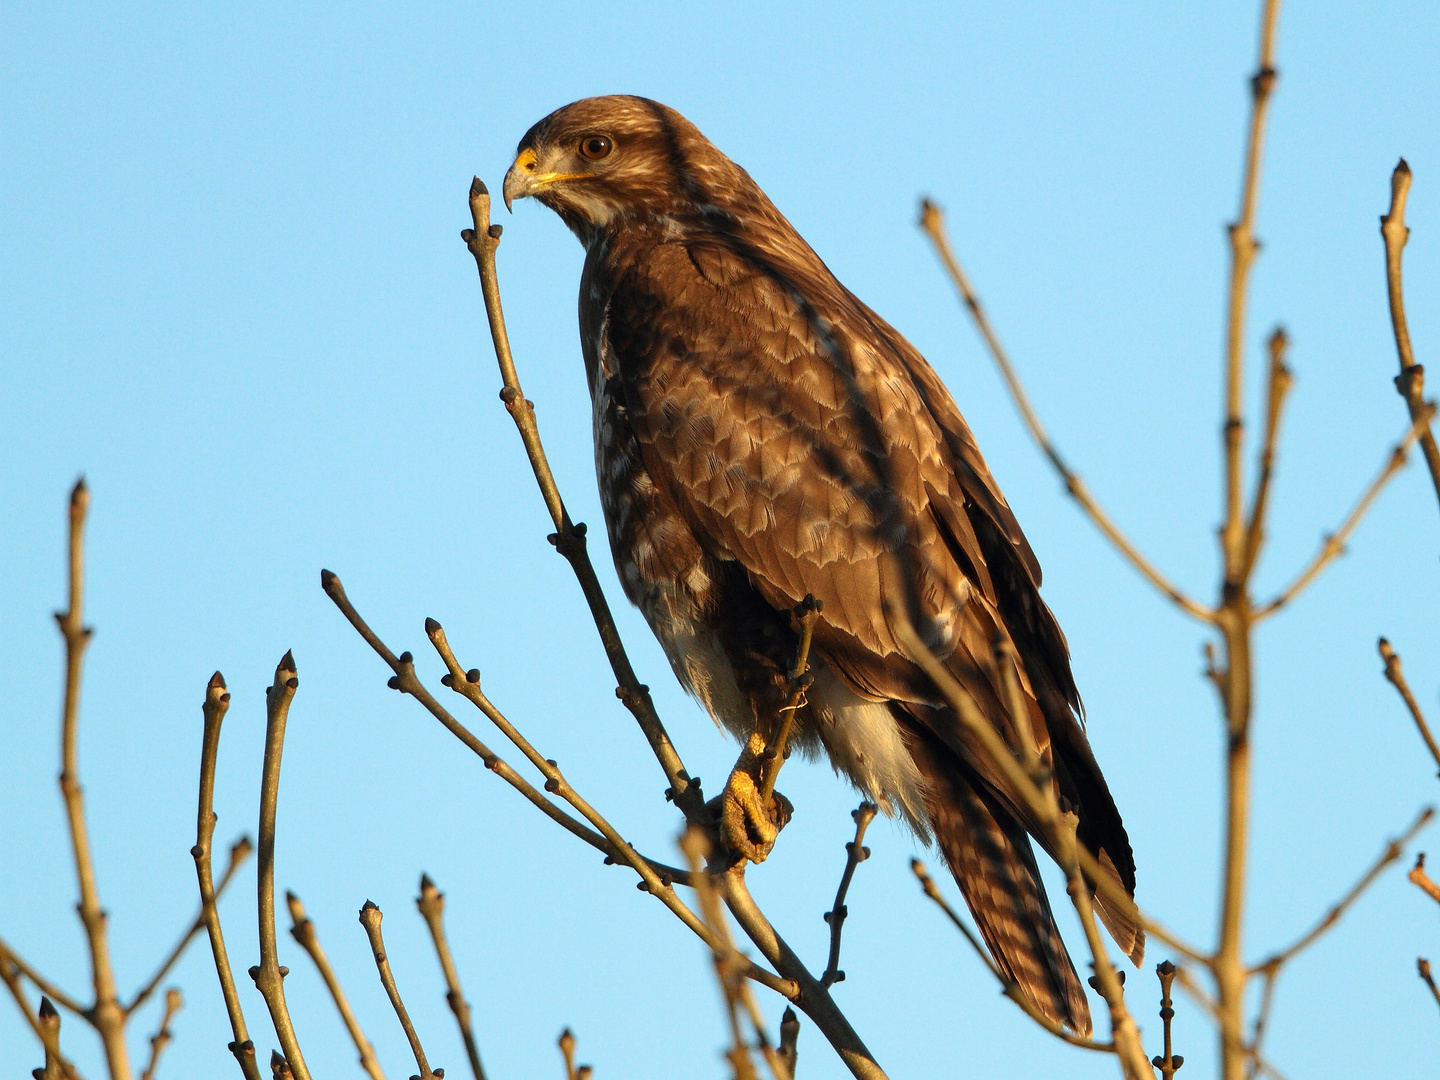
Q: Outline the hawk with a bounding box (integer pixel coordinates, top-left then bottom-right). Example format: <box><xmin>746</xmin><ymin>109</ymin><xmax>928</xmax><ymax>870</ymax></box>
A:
<box><xmin>502</xmin><ymin>95</ymin><xmax>1140</xmax><ymax>1035</ymax></box>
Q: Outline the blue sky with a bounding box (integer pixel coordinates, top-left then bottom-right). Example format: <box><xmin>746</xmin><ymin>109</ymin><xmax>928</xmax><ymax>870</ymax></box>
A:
<box><xmin>3</xmin><ymin>2</ymin><xmax>1439</xmax><ymax>1077</ymax></box>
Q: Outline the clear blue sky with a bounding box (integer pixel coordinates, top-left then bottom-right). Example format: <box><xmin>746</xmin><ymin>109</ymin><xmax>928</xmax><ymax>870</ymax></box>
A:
<box><xmin>4</xmin><ymin>2</ymin><xmax>1439</xmax><ymax>1077</ymax></box>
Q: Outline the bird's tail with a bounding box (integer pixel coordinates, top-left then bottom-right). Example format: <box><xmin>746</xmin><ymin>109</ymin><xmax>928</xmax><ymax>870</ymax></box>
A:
<box><xmin>909</xmin><ymin>729</ymin><xmax>1092</xmax><ymax>1035</ymax></box>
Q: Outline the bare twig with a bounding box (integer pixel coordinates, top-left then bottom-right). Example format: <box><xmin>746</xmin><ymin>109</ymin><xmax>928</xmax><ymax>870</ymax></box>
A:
<box><xmin>249</xmin><ymin>652</ymin><xmax>312</xmax><ymax>1080</ymax></box>
<box><xmin>54</xmin><ymin>479</ymin><xmax>131</xmax><ymax>1080</ymax></box>
<box><xmin>910</xmin><ymin>859</ymin><xmax>1115</xmax><ymax>1053</ymax></box>
<box><xmin>0</xmin><ymin>937</ymin><xmax>87</xmax><ymax>1018</ymax></box>
<box><xmin>1241</xmin><ymin>329</ymin><xmax>1294</xmax><ymax>580</ymax></box>
<box><xmin>760</xmin><ymin>597</ymin><xmax>821</xmax><ymax>802</ymax></box>
<box><xmin>359</xmin><ymin>902</ymin><xmax>440</xmax><ymax>1080</ymax></box>
<box><xmin>461</xmin><ymin>178</ymin><xmax>706</xmax><ymax>825</ymax></box>
<box><xmin>1255</xmin><ymin>405</ymin><xmax>1435</xmax><ymax>618</ymax></box>
<box><xmin>37</xmin><ymin>996</ymin><xmax>66</xmax><ymax>1080</ymax></box>
<box><xmin>1380</xmin><ymin>159</ymin><xmax>1440</xmax><ymax>511</ymax></box>
<box><xmin>127</xmin><ymin>836</ymin><xmax>252</xmax><ymax>1017</ymax></box>
<box><xmin>1251</xmin><ymin>806</ymin><xmax>1432</xmax><ymax>973</ymax></box>
<box><xmin>1152</xmin><ymin>962</ymin><xmax>1184</xmax><ymax>1080</ymax></box>
<box><xmin>558</xmin><ymin>1027</ymin><xmax>577</xmax><ymax>1080</ymax></box>
<box><xmin>138</xmin><ymin>988</ymin><xmax>182</xmax><ymax>1080</ymax></box>
<box><xmin>1379</xmin><ymin>638</ymin><xmax>1440</xmax><ymax>773</ymax></box>
<box><xmin>286</xmin><ymin>892</ymin><xmax>386</xmax><ymax>1080</ymax></box>
<box><xmin>2</xmin><ymin>956</ymin><xmax>79</xmax><ymax>1079</ymax></box>
<box><xmin>1419</xmin><ymin>959</ymin><xmax>1440</xmax><ymax>1014</ymax></box>
<box><xmin>1411</xmin><ymin>853</ymin><xmax>1440</xmax><ymax>905</ymax></box>
<box><xmin>820</xmin><ymin>803</ymin><xmax>876</xmax><ymax>988</ymax></box>
<box><xmin>417</xmin><ymin>874</ymin><xmax>486</xmax><ymax>1080</ymax></box>
<box><xmin>918</xmin><ymin>200</ymin><xmax>1212</xmax><ymax>623</ymax></box>
<box><xmin>193</xmin><ymin>673</ymin><xmax>262</xmax><ymax>1080</ymax></box>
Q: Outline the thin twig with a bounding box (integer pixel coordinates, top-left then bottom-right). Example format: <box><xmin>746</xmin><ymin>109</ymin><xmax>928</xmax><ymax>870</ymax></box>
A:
<box><xmin>127</xmin><ymin>836</ymin><xmax>252</xmax><ymax>1016</ymax></box>
<box><xmin>286</xmin><ymin>893</ymin><xmax>386</xmax><ymax>1080</ymax></box>
<box><xmin>249</xmin><ymin>652</ymin><xmax>312</xmax><ymax>1080</ymax></box>
<box><xmin>777</xmin><ymin>1008</ymin><xmax>800</xmax><ymax>1079</ymax></box>
<box><xmin>1152</xmin><ymin>962</ymin><xmax>1184</xmax><ymax>1079</ymax></box>
<box><xmin>909</xmin><ymin>859</ymin><xmax>1115</xmax><ymax>1053</ymax></box>
<box><xmin>139</xmin><ymin>988</ymin><xmax>182</xmax><ymax>1080</ymax></box>
<box><xmin>1410</xmin><ymin>853</ymin><xmax>1440</xmax><ymax>905</ymax></box>
<box><xmin>1241</xmin><ymin>329</ymin><xmax>1293</xmax><ymax>580</ymax></box>
<box><xmin>2</xmin><ymin>955</ymin><xmax>80</xmax><ymax>1079</ymax></box>
<box><xmin>193</xmin><ymin>673</ymin><xmax>262</xmax><ymax>1080</ymax></box>
<box><xmin>0</xmin><ymin>937</ymin><xmax>87</xmax><ymax>1018</ymax></box>
<box><xmin>417</xmin><ymin>874</ymin><xmax>486</xmax><ymax>1080</ymax></box>
<box><xmin>461</xmin><ymin>178</ymin><xmax>706</xmax><ymax>825</ymax></box>
<box><xmin>1250</xmin><ymin>806</ymin><xmax>1432</xmax><ymax>973</ymax></box>
<box><xmin>558</xmin><ymin>1027</ymin><xmax>577</xmax><ymax>1080</ymax></box>
<box><xmin>359</xmin><ymin>902</ymin><xmax>440</xmax><ymax>1080</ymax></box>
<box><xmin>760</xmin><ymin>597</ymin><xmax>821</xmax><ymax>802</ymax></box>
<box><xmin>918</xmin><ymin>200</ymin><xmax>1213</xmax><ymax>623</ymax></box>
<box><xmin>1380</xmin><ymin>158</ymin><xmax>1440</xmax><ymax>512</ymax></box>
<box><xmin>1419</xmin><ymin>959</ymin><xmax>1440</xmax><ymax>1014</ymax></box>
<box><xmin>1379</xmin><ymin>638</ymin><xmax>1440</xmax><ymax>773</ymax></box>
<box><xmin>38</xmin><ymin>996</ymin><xmax>66</xmax><ymax>1080</ymax></box>
<box><xmin>820</xmin><ymin>803</ymin><xmax>876</xmax><ymax>988</ymax></box>
<box><xmin>54</xmin><ymin>479</ymin><xmax>131</xmax><ymax>1080</ymax></box>
<box><xmin>1255</xmin><ymin>404</ymin><xmax>1436</xmax><ymax>619</ymax></box>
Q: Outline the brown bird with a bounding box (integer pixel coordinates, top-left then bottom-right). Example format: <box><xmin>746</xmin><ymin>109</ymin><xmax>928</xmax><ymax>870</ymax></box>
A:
<box><xmin>503</xmin><ymin>95</ymin><xmax>1140</xmax><ymax>1035</ymax></box>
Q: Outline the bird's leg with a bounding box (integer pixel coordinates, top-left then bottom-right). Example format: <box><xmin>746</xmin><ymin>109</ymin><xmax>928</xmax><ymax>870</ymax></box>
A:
<box><xmin>711</xmin><ymin>729</ymin><xmax>794</xmax><ymax>864</ymax></box>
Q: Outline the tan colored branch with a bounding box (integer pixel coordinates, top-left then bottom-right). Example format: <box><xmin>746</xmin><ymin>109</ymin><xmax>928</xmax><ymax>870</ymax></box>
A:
<box><xmin>1251</xmin><ymin>807</ymin><xmax>1432</xmax><ymax>973</ymax></box>
<box><xmin>777</xmin><ymin>1007</ymin><xmax>800</xmax><ymax>1079</ymax></box>
<box><xmin>918</xmin><ymin>200</ymin><xmax>1212</xmax><ymax>623</ymax></box>
<box><xmin>1410</xmin><ymin>853</ymin><xmax>1440</xmax><ymax>905</ymax></box>
<box><xmin>1379</xmin><ymin>638</ymin><xmax>1440</xmax><ymax>773</ymax></box>
<box><xmin>138</xmin><ymin>988</ymin><xmax>182</xmax><ymax>1080</ymax></box>
<box><xmin>760</xmin><ymin>597</ymin><xmax>821</xmax><ymax>802</ymax></box>
<box><xmin>1419</xmin><ymin>958</ymin><xmax>1440</xmax><ymax>1014</ymax></box>
<box><xmin>286</xmin><ymin>892</ymin><xmax>386</xmax><ymax>1080</ymax></box>
<box><xmin>249</xmin><ymin>653</ymin><xmax>312</xmax><ymax>1080</ymax></box>
<box><xmin>558</xmin><ymin>1027</ymin><xmax>580</xmax><ymax>1080</ymax></box>
<box><xmin>1255</xmin><ymin>404</ymin><xmax>1435</xmax><ymax>619</ymax></box>
<box><xmin>1152</xmin><ymin>962</ymin><xmax>1184</xmax><ymax>1080</ymax></box>
<box><xmin>38</xmin><ymin>996</ymin><xmax>67</xmax><ymax>1080</ymax></box>
<box><xmin>193</xmin><ymin>673</ymin><xmax>262</xmax><ymax>1080</ymax></box>
<box><xmin>359</xmin><ymin>902</ymin><xmax>440</xmax><ymax>1080</ymax></box>
<box><xmin>416</xmin><ymin>875</ymin><xmax>486</xmax><ymax>1080</ymax></box>
<box><xmin>1241</xmin><ymin>329</ymin><xmax>1294</xmax><ymax>581</ymax></box>
<box><xmin>910</xmin><ymin>859</ymin><xmax>1115</xmax><ymax>1053</ymax></box>
<box><xmin>0</xmin><ymin>937</ymin><xmax>87</xmax><ymax>1018</ymax></box>
<box><xmin>819</xmin><ymin>802</ymin><xmax>877</xmax><ymax>989</ymax></box>
<box><xmin>54</xmin><ymin>479</ymin><xmax>131</xmax><ymax>1080</ymax></box>
<box><xmin>127</xmin><ymin>836</ymin><xmax>252</xmax><ymax>1017</ymax></box>
<box><xmin>1</xmin><ymin>955</ymin><xmax>80</xmax><ymax>1079</ymax></box>
<box><xmin>1380</xmin><ymin>159</ymin><xmax>1440</xmax><ymax>511</ymax></box>
<box><xmin>461</xmin><ymin>178</ymin><xmax>707</xmax><ymax>825</ymax></box>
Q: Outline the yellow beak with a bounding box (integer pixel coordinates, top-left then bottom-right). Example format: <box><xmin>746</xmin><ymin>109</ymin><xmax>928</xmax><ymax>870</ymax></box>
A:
<box><xmin>502</xmin><ymin>146</ymin><xmax>594</xmax><ymax>211</ymax></box>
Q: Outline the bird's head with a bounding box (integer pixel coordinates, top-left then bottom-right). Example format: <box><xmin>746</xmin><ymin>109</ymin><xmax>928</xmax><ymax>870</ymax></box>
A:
<box><xmin>503</xmin><ymin>95</ymin><xmax>758</xmax><ymax>242</ymax></box>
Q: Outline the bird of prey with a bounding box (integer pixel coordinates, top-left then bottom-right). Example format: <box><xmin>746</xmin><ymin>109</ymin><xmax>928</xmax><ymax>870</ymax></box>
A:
<box><xmin>502</xmin><ymin>95</ymin><xmax>1140</xmax><ymax>1035</ymax></box>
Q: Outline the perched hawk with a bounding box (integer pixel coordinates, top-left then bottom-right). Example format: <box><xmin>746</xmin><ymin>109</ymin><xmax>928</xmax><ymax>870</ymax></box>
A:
<box><xmin>503</xmin><ymin>95</ymin><xmax>1140</xmax><ymax>1035</ymax></box>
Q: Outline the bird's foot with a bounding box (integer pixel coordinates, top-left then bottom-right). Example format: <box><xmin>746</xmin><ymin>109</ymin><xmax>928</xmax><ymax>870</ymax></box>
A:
<box><xmin>709</xmin><ymin>731</ymin><xmax>794</xmax><ymax>864</ymax></box>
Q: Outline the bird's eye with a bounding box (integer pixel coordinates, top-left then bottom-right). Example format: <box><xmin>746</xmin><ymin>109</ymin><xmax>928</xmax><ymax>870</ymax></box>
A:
<box><xmin>578</xmin><ymin>135</ymin><xmax>613</xmax><ymax>161</ymax></box>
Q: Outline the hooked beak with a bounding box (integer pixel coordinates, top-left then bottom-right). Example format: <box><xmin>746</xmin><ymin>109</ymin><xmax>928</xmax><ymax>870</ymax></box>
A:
<box><xmin>502</xmin><ymin>146</ymin><xmax>595</xmax><ymax>212</ymax></box>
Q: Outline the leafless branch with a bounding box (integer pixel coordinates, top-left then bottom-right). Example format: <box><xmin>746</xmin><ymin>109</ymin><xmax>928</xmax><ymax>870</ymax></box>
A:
<box><xmin>918</xmin><ymin>199</ymin><xmax>1213</xmax><ymax>623</ymax></box>
<box><xmin>138</xmin><ymin>988</ymin><xmax>182</xmax><ymax>1080</ymax></box>
<box><xmin>127</xmin><ymin>836</ymin><xmax>252</xmax><ymax>1017</ymax></box>
<box><xmin>1411</xmin><ymin>853</ymin><xmax>1440</xmax><ymax>905</ymax></box>
<box><xmin>248</xmin><ymin>652</ymin><xmax>312</xmax><ymax>1080</ymax></box>
<box><xmin>760</xmin><ymin>597</ymin><xmax>821</xmax><ymax>802</ymax></box>
<box><xmin>1241</xmin><ymin>329</ymin><xmax>1294</xmax><ymax>580</ymax></box>
<box><xmin>54</xmin><ymin>479</ymin><xmax>131</xmax><ymax>1080</ymax></box>
<box><xmin>1152</xmin><ymin>962</ymin><xmax>1184</xmax><ymax>1080</ymax></box>
<box><xmin>38</xmin><ymin>996</ymin><xmax>67</xmax><ymax>1080</ymax></box>
<box><xmin>777</xmin><ymin>1008</ymin><xmax>800</xmax><ymax>1079</ymax></box>
<box><xmin>2</xmin><ymin>955</ymin><xmax>80</xmax><ymax>1080</ymax></box>
<box><xmin>909</xmin><ymin>858</ymin><xmax>1115</xmax><ymax>1053</ymax></box>
<box><xmin>0</xmin><ymin>937</ymin><xmax>87</xmax><ymax>1019</ymax></box>
<box><xmin>819</xmin><ymin>803</ymin><xmax>876</xmax><ymax>989</ymax></box>
<box><xmin>359</xmin><ymin>902</ymin><xmax>440</xmax><ymax>1080</ymax></box>
<box><xmin>1380</xmin><ymin>159</ymin><xmax>1440</xmax><ymax>511</ymax></box>
<box><xmin>286</xmin><ymin>892</ymin><xmax>386</xmax><ymax>1080</ymax></box>
<box><xmin>416</xmin><ymin>874</ymin><xmax>486</xmax><ymax>1080</ymax></box>
<box><xmin>1379</xmin><ymin>638</ymin><xmax>1440</xmax><ymax>773</ymax></box>
<box><xmin>193</xmin><ymin>672</ymin><xmax>263</xmax><ymax>1080</ymax></box>
<box><xmin>558</xmin><ymin>1027</ymin><xmax>579</xmax><ymax>1080</ymax></box>
<box><xmin>461</xmin><ymin>178</ymin><xmax>707</xmax><ymax>826</ymax></box>
<box><xmin>1254</xmin><ymin>405</ymin><xmax>1435</xmax><ymax>619</ymax></box>
<box><xmin>1419</xmin><ymin>959</ymin><xmax>1440</xmax><ymax>1014</ymax></box>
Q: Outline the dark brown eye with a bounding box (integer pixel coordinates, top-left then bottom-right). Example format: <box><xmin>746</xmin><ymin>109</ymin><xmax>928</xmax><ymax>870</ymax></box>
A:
<box><xmin>578</xmin><ymin>135</ymin><xmax>613</xmax><ymax>161</ymax></box>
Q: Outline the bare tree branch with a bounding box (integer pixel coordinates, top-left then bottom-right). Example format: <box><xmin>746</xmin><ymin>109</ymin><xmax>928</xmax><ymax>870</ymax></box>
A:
<box><xmin>54</xmin><ymin>479</ymin><xmax>131</xmax><ymax>1080</ymax></box>
<box><xmin>0</xmin><ymin>937</ymin><xmax>87</xmax><ymax>1019</ymax></box>
<box><xmin>1254</xmin><ymin>405</ymin><xmax>1436</xmax><ymax>619</ymax></box>
<box><xmin>127</xmin><ymin>836</ymin><xmax>252</xmax><ymax>1017</ymax></box>
<box><xmin>1241</xmin><ymin>329</ymin><xmax>1294</xmax><ymax>581</ymax></box>
<box><xmin>416</xmin><ymin>875</ymin><xmax>486</xmax><ymax>1080</ymax></box>
<box><xmin>1419</xmin><ymin>959</ymin><xmax>1440</xmax><ymax>1014</ymax></box>
<box><xmin>1379</xmin><ymin>638</ymin><xmax>1440</xmax><ymax>773</ymax></box>
<box><xmin>461</xmin><ymin>178</ymin><xmax>707</xmax><ymax>826</ymax></box>
<box><xmin>359</xmin><ymin>902</ymin><xmax>439</xmax><ymax>1080</ymax></box>
<box><xmin>819</xmin><ymin>803</ymin><xmax>876</xmax><ymax>989</ymax></box>
<box><xmin>1152</xmin><ymin>962</ymin><xmax>1184</xmax><ymax>1080</ymax></box>
<box><xmin>193</xmin><ymin>672</ymin><xmax>263</xmax><ymax>1080</ymax></box>
<box><xmin>138</xmin><ymin>988</ymin><xmax>182</xmax><ymax>1080</ymax></box>
<box><xmin>2</xmin><ymin>955</ymin><xmax>81</xmax><ymax>1079</ymax></box>
<box><xmin>38</xmin><ymin>996</ymin><xmax>67</xmax><ymax>1080</ymax></box>
<box><xmin>248</xmin><ymin>652</ymin><xmax>312</xmax><ymax>1080</ymax></box>
<box><xmin>759</xmin><ymin>597</ymin><xmax>821</xmax><ymax>802</ymax></box>
<box><xmin>1380</xmin><ymin>159</ymin><xmax>1440</xmax><ymax>512</ymax></box>
<box><xmin>918</xmin><ymin>200</ymin><xmax>1213</xmax><ymax>623</ymax></box>
<box><xmin>1410</xmin><ymin>853</ymin><xmax>1440</xmax><ymax>905</ymax></box>
<box><xmin>286</xmin><ymin>892</ymin><xmax>386</xmax><ymax>1080</ymax></box>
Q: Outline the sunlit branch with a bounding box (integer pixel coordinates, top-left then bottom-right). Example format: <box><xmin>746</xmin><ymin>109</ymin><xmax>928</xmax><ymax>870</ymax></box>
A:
<box><xmin>416</xmin><ymin>874</ymin><xmax>487</xmax><ymax>1080</ymax></box>
<box><xmin>1152</xmin><ymin>962</ymin><xmax>1184</xmax><ymax>1080</ymax></box>
<box><xmin>360</xmin><ymin>902</ymin><xmax>440</xmax><ymax>1080</ymax></box>
<box><xmin>1379</xmin><ymin>638</ymin><xmax>1440</xmax><ymax>773</ymax></box>
<box><xmin>138</xmin><ymin>988</ymin><xmax>182</xmax><ymax>1080</ymax></box>
<box><xmin>760</xmin><ymin>596</ymin><xmax>820</xmax><ymax>802</ymax></box>
<box><xmin>820</xmin><ymin>802</ymin><xmax>877</xmax><ymax>989</ymax></box>
<box><xmin>286</xmin><ymin>892</ymin><xmax>386</xmax><ymax>1080</ymax></box>
<box><xmin>1419</xmin><ymin>959</ymin><xmax>1440</xmax><ymax>1015</ymax></box>
<box><xmin>1241</xmin><ymin>329</ymin><xmax>1293</xmax><ymax>581</ymax></box>
<box><xmin>0</xmin><ymin>938</ymin><xmax>86</xmax><ymax>1019</ymax></box>
<box><xmin>918</xmin><ymin>200</ymin><xmax>1212</xmax><ymax>623</ymax></box>
<box><xmin>1410</xmin><ymin>854</ymin><xmax>1440</xmax><ymax>905</ymax></box>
